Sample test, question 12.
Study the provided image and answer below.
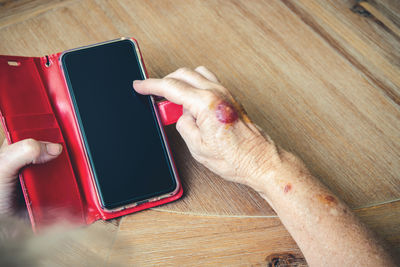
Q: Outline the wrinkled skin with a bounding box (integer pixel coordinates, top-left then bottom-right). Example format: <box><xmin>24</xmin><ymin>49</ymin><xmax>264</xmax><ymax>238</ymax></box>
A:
<box><xmin>134</xmin><ymin>66</ymin><xmax>280</xmax><ymax>188</ymax></box>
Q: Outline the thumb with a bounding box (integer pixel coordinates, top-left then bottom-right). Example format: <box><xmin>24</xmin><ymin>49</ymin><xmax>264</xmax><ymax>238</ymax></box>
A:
<box><xmin>0</xmin><ymin>139</ymin><xmax>63</xmax><ymax>181</ymax></box>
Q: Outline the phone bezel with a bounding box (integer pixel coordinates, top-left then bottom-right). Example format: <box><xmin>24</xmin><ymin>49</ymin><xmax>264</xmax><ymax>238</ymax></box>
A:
<box><xmin>59</xmin><ymin>37</ymin><xmax>180</xmax><ymax>212</ymax></box>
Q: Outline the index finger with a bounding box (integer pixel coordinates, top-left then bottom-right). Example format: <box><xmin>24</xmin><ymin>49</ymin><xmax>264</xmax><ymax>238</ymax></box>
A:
<box><xmin>133</xmin><ymin>78</ymin><xmax>207</xmax><ymax>117</ymax></box>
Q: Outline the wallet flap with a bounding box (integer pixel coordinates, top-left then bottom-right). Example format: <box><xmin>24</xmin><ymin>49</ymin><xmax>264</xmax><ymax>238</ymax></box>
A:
<box><xmin>0</xmin><ymin>55</ymin><xmax>86</xmax><ymax>231</ymax></box>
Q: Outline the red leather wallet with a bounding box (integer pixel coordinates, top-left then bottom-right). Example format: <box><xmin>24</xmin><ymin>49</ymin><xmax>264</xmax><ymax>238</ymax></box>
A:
<box><xmin>0</xmin><ymin>39</ymin><xmax>183</xmax><ymax>232</ymax></box>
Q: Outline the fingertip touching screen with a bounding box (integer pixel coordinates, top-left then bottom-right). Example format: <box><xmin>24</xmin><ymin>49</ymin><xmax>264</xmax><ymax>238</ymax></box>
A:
<box><xmin>61</xmin><ymin>39</ymin><xmax>177</xmax><ymax>210</ymax></box>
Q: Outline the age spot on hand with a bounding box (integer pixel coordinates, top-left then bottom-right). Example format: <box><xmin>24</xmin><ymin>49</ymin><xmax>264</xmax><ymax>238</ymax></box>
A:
<box><xmin>284</xmin><ymin>183</ymin><xmax>292</xmax><ymax>193</ymax></box>
<box><xmin>215</xmin><ymin>100</ymin><xmax>239</xmax><ymax>124</ymax></box>
<box><xmin>325</xmin><ymin>195</ymin><xmax>336</xmax><ymax>203</ymax></box>
<box><xmin>317</xmin><ymin>194</ymin><xmax>337</xmax><ymax>206</ymax></box>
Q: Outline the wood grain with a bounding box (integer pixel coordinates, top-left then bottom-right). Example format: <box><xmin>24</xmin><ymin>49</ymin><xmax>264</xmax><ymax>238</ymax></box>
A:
<box><xmin>104</xmin><ymin>203</ymin><xmax>400</xmax><ymax>266</ymax></box>
<box><xmin>358</xmin><ymin>0</ymin><xmax>400</xmax><ymax>36</ymax></box>
<box><xmin>355</xmin><ymin>200</ymin><xmax>400</xmax><ymax>257</ymax></box>
<box><xmin>0</xmin><ymin>0</ymin><xmax>399</xmax><ymax>265</ymax></box>
<box><xmin>108</xmin><ymin>209</ymin><xmax>306</xmax><ymax>266</ymax></box>
<box><xmin>0</xmin><ymin>0</ymin><xmax>74</xmax><ymax>29</ymax></box>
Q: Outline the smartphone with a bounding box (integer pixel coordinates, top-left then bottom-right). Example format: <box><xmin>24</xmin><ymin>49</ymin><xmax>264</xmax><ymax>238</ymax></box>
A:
<box><xmin>60</xmin><ymin>38</ymin><xmax>179</xmax><ymax>211</ymax></box>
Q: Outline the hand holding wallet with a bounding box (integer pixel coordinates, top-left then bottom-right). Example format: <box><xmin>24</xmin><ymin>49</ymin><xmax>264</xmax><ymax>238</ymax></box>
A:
<box><xmin>0</xmin><ymin>38</ymin><xmax>183</xmax><ymax>231</ymax></box>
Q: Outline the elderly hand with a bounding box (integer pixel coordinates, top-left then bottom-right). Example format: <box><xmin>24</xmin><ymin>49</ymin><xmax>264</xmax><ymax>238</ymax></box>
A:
<box><xmin>0</xmin><ymin>139</ymin><xmax>62</xmax><ymax>215</ymax></box>
<box><xmin>134</xmin><ymin>67</ymin><xmax>396</xmax><ymax>266</ymax></box>
<box><xmin>133</xmin><ymin>67</ymin><xmax>278</xmax><ymax>188</ymax></box>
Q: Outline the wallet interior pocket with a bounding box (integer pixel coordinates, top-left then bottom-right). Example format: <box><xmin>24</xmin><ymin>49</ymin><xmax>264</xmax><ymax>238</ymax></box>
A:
<box><xmin>9</xmin><ymin>127</ymin><xmax>86</xmax><ymax>228</ymax></box>
<box><xmin>5</xmin><ymin>113</ymin><xmax>57</xmax><ymax>132</ymax></box>
<box><xmin>10</xmin><ymin>127</ymin><xmax>63</xmax><ymax>143</ymax></box>
<box><xmin>0</xmin><ymin>57</ymin><xmax>53</xmax><ymax>117</ymax></box>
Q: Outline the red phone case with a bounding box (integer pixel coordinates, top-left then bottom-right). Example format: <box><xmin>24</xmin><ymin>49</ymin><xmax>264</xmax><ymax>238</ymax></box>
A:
<box><xmin>0</xmin><ymin>39</ymin><xmax>183</xmax><ymax>232</ymax></box>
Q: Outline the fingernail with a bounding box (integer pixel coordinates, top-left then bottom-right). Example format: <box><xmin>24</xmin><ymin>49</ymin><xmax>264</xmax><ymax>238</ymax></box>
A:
<box><xmin>46</xmin><ymin>143</ymin><xmax>63</xmax><ymax>156</ymax></box>
<box><xmin>133</xmin><ymin>80</ymin><xmax>142</xmax><ymax>86</ymax></box>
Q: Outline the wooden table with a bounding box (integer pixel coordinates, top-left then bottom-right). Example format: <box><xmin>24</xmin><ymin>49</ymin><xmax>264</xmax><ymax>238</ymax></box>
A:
<box><xmin>1</xmin><ymin>0</ymin><xmax>399</xmax><ymax>265</ymax></box>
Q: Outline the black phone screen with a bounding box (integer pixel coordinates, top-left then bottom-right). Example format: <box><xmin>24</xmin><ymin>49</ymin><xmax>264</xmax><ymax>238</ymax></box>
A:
<box><xmin>61</xmin><ymin>39</ymin><xmax>177</xmax><ymax>210</ymax></box>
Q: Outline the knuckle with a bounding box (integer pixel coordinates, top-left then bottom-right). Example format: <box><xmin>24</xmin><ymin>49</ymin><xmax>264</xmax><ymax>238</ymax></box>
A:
<box><xmin>162</xmin><ymin>77</ymin><xmax>179</xmax><ymax>87</ymax></box>
<box><xmin>201</xmin><ymin>90</ymin><xmax>220</xmax><ymax>105</ymax></box>
<box><xmin>21</xmin><ymin>138</ymin><xmax>41</xmax><ymax>158</ymax></box>
<box><xmin>175</xmin><ymin>67</ymin><xmax>191</xmax><ymax>76</ymax></box>
<box><xmin>195</xmin><ymin>65</ymin><xmax>207</xmax><ymax>71</ymax></box>
<box><xmin>201</xmin><ymin>90</ymin><xmax>222</xmax><ymax>110</ymax></box>
<box><xmin>163</xmin><ymin>77</ymin><xmax>194</xmax><ymax>92</ymax></box>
